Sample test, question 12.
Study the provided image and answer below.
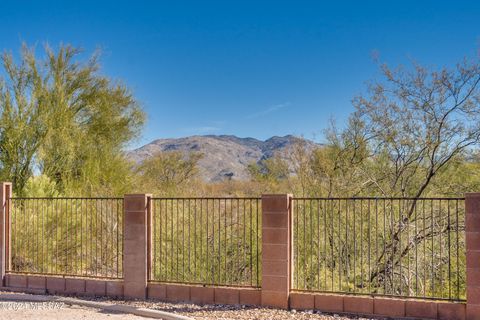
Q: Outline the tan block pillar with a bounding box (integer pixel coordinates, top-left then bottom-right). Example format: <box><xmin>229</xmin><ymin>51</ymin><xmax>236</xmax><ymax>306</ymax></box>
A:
<box><xmin>261</xmin><ymin>194</ymin><xmax>292</xmax><ymax>309</ymax></box>
<box><xmin>124</xmin><ymin>194</ymin><xmax>151</xmax><ymax>299</ymax></box>
<box><xmin>0</xmin><ymin>182</ymin><xmax>12</xmax><ymax>286</ymax></box>
<box><xmin>466</xmin><ymin>193</ymin><xmax>480</xmax><ymax>320</ymax></box>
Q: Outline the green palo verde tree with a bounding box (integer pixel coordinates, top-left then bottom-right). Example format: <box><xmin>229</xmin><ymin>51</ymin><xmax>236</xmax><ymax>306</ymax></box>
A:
<box><xmin>0</xmin><ymin>44</ymin><xmax>145</xmax><ymax>196</ymax></box>
<box><xmin>0</xmin><ymin>43</ymin><xmax>144</xmax><ymax>274</ymax></box>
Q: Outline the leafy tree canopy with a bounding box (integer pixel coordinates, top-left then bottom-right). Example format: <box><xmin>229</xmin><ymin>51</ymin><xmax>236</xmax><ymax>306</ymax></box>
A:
<box><xmin>0</xmin><ymin>44</ymin><xmax>145</xmax><ymax>195</ymax></box>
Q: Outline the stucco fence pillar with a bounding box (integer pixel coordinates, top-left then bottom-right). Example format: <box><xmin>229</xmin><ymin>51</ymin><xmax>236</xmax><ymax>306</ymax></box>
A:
<box><xmin>123</xmin><ymin>194</ymin><xmax>152</xmax><ymax>299</ymax></box>
<box><xmin>261</xmin><ymin>194</ymin><xmax>292</xmax><ymax>309</ymax></box>
<box><xmin>466</xmin><ymin>193</ymin><xmax>480</xmax><ymax>320</ymax></box>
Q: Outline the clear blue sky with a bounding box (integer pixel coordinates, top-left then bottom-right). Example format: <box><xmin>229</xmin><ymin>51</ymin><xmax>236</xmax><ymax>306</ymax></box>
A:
<box><xmin>1</xmin><ymin>1</ymin><xmax>479</xmax><ymax>148</ymax></box>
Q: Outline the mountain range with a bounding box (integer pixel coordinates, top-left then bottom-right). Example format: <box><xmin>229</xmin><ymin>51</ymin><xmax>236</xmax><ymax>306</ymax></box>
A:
<box><xmin>128</xmin><ymin>135</ymin><xmax>318</xmax><ymax>182</ymax></box>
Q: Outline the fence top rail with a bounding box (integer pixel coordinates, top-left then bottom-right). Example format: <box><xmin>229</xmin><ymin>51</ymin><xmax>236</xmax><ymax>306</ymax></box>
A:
<box><xmin>151</xmin><ymin>197</ymin><xmax>262</xmax><ymax>200</ymax></box>
<box><xmin>10</xmin><ymin>197</ymin><xmax>124</xmax><ymax>200</ymax></box>
<box><xmin>9</xmin><ymin>196</ymin><xmax>465</xmax><ymax>200</ymax></box>
<box><xmin>292</xmin><ymin>197</ymin><xmax>465</xmax><ymax>200</ymax></box>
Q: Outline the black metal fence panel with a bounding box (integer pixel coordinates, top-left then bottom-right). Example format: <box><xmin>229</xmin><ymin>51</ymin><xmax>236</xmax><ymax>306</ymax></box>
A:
<box><xmin>150</xmin><ymin>198</ymin><xmax>262</xmax><ymax>288</ymax></box>
<box><xmin>8</xmin><ymin>197</ymin><xmax>124</xmax><ymax>279</ymax></box>
<box><xmin>292</xmin><ymin>198</ymin><xmax>466</xmax><ymax>301</ymax></box>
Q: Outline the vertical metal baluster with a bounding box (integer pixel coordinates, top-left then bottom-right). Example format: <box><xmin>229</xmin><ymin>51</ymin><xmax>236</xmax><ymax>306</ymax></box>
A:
<box><xmin>122</xmin><ymin>199</ymin><xmax>125</xmax><ymax>277</ymax></box>
<box><xmin>447</xmin><ymin>200</ymin><xmax>451</xmax><ymax>300</ymax></box>
<box><xmin>323</xmin><ymin>199</ymin><xmax>327</xmax><ymax>291</ymax></box>
<box><xmin>168</xmin><ymin>199</ymin><xmax>173</xmax><ymax>281</ymax></box>
<box><xmin>200</xmin><ymin>199</ymin><xmax>203</xmax><ymax>283</ymax></box>
<box><xmin>415</xmin><ymin>200</ymin><xmax>418</xmax><ymax>296</ymax></box>
<box><xmin>206</xmin><ymin>199</ymin><xmax>209</xmax><ymax>284</ymax></box>
<box><xmin>74</xmin><ymin>199</ymin><xmax>77</xmax><ymax>276</ymax></box>
<box><xmin>241</xmin><ymin>199</ymin><xmax>248</xmax><ymax>284</ymax></box>
<box><xmin>170</xmin><ymin>200</ymin><xmax>173</xmax><ymax>281</ymax></box>
<box><xmin>375</xmin><ymin>199</ymin><xmax>379</xmax><ymax>293</ymax></box>
<box><xmin>71</xmin><ymin>198</ymin><xmax>74</xmax><ymax>275</ymax></box>
<box><xmin>398</xmin><ymin>199</ymin><xmax>402</xmax><ymax>296</ymax></box>
<box><xmin>105</xmin><ymin>199</ymin><xmax>107</xmax><ymax>277</ymax></box>
<box><xmin>310</xmin><ymin>199</ymin><xmax>313</xmax><ymax>290</ymax></box>
<box><xmin>92</xmin><ymin>199</ymin><xmax>95</xmax><ymax>277</ymax></box>
<box><xmin>99</xmin><ymin>199</ymin><xmax>102</xmax><ymax>277</ymax></box>
<box><xmin>359</xmin><ymin>199</ymin><xmax>365</xmax><ymax>291</ymax></box>
<box><xmin>353</xmin><ymin>199</ymin><xmax>357</xmax><ymax>293</ymax></box>
<box><xmin>36</xmin><ymin>199</ymin><xmax>39</xmax><ymax>274</ymax></box>
<box><xmin>224</xmin><ymin>199</ymin><xmax>228</xmax><ymax>284</ymax></box>
<box><xmin>42</xmin><ymin>199</ymin><xmax>45</xmax><ymax>274</ymax></box>
<box><xmin>218</xmin><ymin>199</ymin><xmax>221</xmax><ymax>285</ymax></box>
<box><xmin>66</xmin><ymin>199</ymin><xmax>69</xmax><ymax>275</ymax></box>
<box><xmin>317</xmin><ymin>200</ymin><xmax>320</xmax><ymax>290</ymax></box>
<box><xmin>94</xmin><ymin>199</ymin><xmax>97</xmax><ymax>277</ymax></box>
<box><xmin>91</xmin><ymin>199</ymin><xmax>94</xmax><ymax>277</ymax></box>
<box><xmin>107</xmin><ymin>199</ymin><xmax>111</xmax><ymax>277</ymax></box>
<box><xmin>303</xmin><ymin>199</ymin><xmax>306</xmax><ymax>290</ymax></box>
<box><xmin>84</xmin><ymin>199</ymin><xmax>89</xmax><ymax>276</ymax></box>
<box><xmin>236</xmin><ymin>198</ymin><xmax>239</xmax><ymax>285</ymax></box>
<box><xmin>368</xmin><ymin>199</ymin><xmax>371</xmax><ymax>294</ymax></box>
<box><xmin>383</xmin><ymin>199</ymin><xmax>386</xmax><ymax>294</ymax></box>
<box><xmin>14</xmin><ymin>199</ymin><xmax>17</xmax><ymax>272</ymax></box>
<box><xmin>116</xmin><ymin>199</ymin><xmax>120</xmax><ymax>278</ymax></box>
<box><xmin>344</xmin><ymin>199</ymin><xmax>348</xmax><ymax>292</ymax></box>
<box><xmin>194</xmin><ymin>199</ymin><xmax>197</xmax><ymax>282</ymax></box>
<box><xmin>256</xmin><ymin>198</ymin><xmax>259</xmax><ymax>287</ymax></box>
<box><xmin>110</xmin><ymin>199</ymin><xmax>113</xmax><ymax>277</ymax></box>
<box><xmin>183</xmin><ymin>199</ymin><xmax>186</xmax><ymax>282</ymax></box>
<box><xmin>211</xmin><ymin>199</ymin><xmax>215</xmax><ymax>284</ymax></box>
<box><xmin>423</xmin><ymin>200</ymin><xmax>426</xmax><ymax>298</ymax></box>
<box><xmin>20</xmin><ymin>199</ymin><xmax>22</xmax><ymax>273</ymax></box>
<box><xmin>173</xmin><ymin>198</ymin><xmax>176</xmax><ymax>282</ymax></box>
<box><xmin>331</xmin><ymin>200</ymin><xmax>334</xmax><ymax>292</ymax></box>
<box><xmin>45</xmin><ymin>199</ymin><xmax>53</xmax><ymax>273</ymax></box>
<box><xmin>249</xmin><ymin>199</ymin><xmax>253</xmax><ymax>286</ymax></box>
<box><xmin>152</xmin><ymin>199</ymin><xmax>156</xmax><ymax>281</ymax></box>
<box><xmin>391</xmin><ymin>199</ymin><xmax>395</xmax><ymax>295</ymax></box>
<box><xmin>338</xmin><ymin>199</ymin><xmax>342</xmax><ymax>292</ymax></box>
<box><xmin>406</xmin><ymin>199</ymin><xmax>410</xmax><ymax>296</ymax></box>
<box><xmin>161</xmin><ymin>199</ymin><xmax>165</xmax><ymax>281</ymax></box>
<box><xmin>439</xmin><ymin>199</ymin><xmax>443</xmax><ymax>298</ymax></box>
<box><xmin>176</xmin><ymin>199</ymin><xmax>179</xmax><ymax>281</ymax></box>
<box><xmin>294</xmin><ymin>199</ymin><xmax>298</xmax><ymax>289</ymax></box>
<box><xmin>56</xmin><ymin>198</ymin><xmax>59</xmax><ymax>275</ymax></box>
<box><xmin>431</xmin><ymin>199</ymin><xmax>434</xmax><ymax>297</ymax></box>
<box><xmin>456</xmin><ymin>200</ymin><xmax>460</xmax><ymax>299</ymax></box>
<box><xmin>188</xmin><ymin>199</ymin><xmax>191</xmax><ymax>282</ymax></box>
<box><xmin>83</xmin><ymin>199</ymin><xmax>86</xmax><ymax>276</ymax></box>
<box><xmin>25</xmin><ymin>199</ymin><xmax>28</xmax><ymax>273</ymax></box>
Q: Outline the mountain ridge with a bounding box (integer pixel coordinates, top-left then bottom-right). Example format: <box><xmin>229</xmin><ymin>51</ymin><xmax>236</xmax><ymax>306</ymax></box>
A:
<box><xmin>128</xmin><ymin>135</ymin><xmax>318</xmax><ymax>182</ymax></box>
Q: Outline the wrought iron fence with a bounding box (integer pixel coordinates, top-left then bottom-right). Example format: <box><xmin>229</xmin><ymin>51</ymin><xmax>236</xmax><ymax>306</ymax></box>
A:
<box><xmin>7</xmin><ymin>197</ymin><xmax>124</xmax><ymax>279</ymax></box>
<box><xmin>150</xmin><ymin>198</ymin><xmax>262</xmax><ymax>287</ymax></box>
<box><xmin>292</xmin><ymin>197</ymin><xmax>466</xmax><ymax>301</ymax></box>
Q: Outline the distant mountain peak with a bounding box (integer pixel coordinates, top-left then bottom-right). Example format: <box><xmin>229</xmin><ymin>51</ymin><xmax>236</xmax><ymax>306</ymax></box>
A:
<box><xmin>129</xmin><ymin>134</ymin><xmax>317</xmax><ymax>182</ymax></box>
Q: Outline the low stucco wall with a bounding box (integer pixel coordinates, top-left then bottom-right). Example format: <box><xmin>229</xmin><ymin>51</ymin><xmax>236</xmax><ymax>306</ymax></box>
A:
<box><xmin>290</xmin><ymin>291</ymin><xmax>466</xmax><ymax>320</ymax></box>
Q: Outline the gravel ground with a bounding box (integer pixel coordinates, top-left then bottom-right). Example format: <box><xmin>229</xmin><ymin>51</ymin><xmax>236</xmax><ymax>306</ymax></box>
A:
<box><xmin>131</xmin><ymin>301</ymin><xmax>376</xmax><ymax>319</ymax></box>
<box><xmin>88</xmin><ymin>297</ymin><xmax>380</xmax><ymax>320</ymax></box>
